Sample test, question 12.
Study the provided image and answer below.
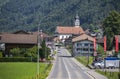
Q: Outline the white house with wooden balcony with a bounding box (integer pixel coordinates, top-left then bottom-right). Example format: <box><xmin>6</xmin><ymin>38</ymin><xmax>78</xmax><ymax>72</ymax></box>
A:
<box><xmin>72</xmin><ymin>33</ymin><xmax>94</xmax><ymax>56</ymax></box>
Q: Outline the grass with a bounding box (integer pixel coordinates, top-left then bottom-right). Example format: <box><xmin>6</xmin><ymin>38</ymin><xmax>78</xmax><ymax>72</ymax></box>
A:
<box><xmin>96</xmin><ymin>70</ymin><xmax>119</xmax><ymax>79</ymax></box>
<box><xmin>75</xmin><ymin>56</ymin><xmax>93</xmax><ymax>66</ymax></box>
<box><xmin>0</xmin><ymin>62</ymin><xmax>52</xmax><ymax>79</ymax></box>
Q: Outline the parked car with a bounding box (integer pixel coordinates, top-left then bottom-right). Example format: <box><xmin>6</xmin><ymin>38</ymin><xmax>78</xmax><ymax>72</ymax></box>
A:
<box><xmin>94</xmin><ymin>61</ymin><xmax>104</xmax><ymax>69</ymax></box>
<box><xmin>94</xmin><ymin>57</ymin><xmax>119</xmax><ymax>69</ymax></box>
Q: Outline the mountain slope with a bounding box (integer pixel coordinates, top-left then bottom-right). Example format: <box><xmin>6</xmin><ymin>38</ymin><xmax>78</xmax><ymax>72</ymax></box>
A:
<box><xmin>0</xmin><ymin>0</ymin><xmax>120</xmax><ymax>33</ymax></box>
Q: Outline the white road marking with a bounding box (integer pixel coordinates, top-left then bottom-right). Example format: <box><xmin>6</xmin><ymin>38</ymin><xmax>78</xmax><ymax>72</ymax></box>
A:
<box><xmin>63</xmin><ymin>58</ymin><xmax>71</xmax><ymax>79</ymax></box>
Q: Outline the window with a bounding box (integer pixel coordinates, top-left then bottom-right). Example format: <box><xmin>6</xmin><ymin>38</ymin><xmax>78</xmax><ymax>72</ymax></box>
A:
<box><xmin>84</xmin><ymin>43</ymin><xmax>88</xmax><ymax>46</ymax></box>
<box><xmin>62</xmin><ymin>36</ymin><xmax>64</xmax><ymax>39</ymax></box>
<box><xmin>90</xmin><ymin>44</ymin><xmax>93</xmax><ymax>46</ymax></box>
<box><xmin>90</xmin><ymin>49</ymin><xmax>94</xmax><ymax>52</ymax></box>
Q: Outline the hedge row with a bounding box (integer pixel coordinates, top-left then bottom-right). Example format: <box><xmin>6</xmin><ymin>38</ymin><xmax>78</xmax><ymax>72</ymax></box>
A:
<box><xmin>0</xmin><ymin>57</ymin><xmax>37</xmax><ymax>62</ymax></box>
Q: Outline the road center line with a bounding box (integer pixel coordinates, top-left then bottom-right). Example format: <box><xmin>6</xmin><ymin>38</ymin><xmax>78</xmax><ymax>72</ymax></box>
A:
<box><xmin>63</xmin><ymin>58</ymin><xmax>71</xmax><ymax>79</ymax></box>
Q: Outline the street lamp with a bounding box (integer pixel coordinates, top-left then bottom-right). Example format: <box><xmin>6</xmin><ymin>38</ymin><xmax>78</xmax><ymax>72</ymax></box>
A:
<box><xmin>37</xmin><ymin>26</ymin><xmax>40</xmax><ymax>75</ymax></box>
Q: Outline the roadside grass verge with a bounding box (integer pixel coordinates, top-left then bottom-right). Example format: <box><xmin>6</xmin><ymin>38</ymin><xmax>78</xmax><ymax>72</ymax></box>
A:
<box><xmin>0</xmin><ymin>62</ymin><xmax>52</xmax><ymax>79</ymax></box>
<box><xmin>76</xmin><ymin>56</ymin><xmax>120</xmax><ymax>79</ymax></box>
<box><xmin>75</xmin><ymin>56</ymin><xmax>93</xmax><ymax>66</ymax></box>
<box><xmin>96</xmin><ymin>69</ymin><xmax>119</xmax><ymax>79</ymax></box>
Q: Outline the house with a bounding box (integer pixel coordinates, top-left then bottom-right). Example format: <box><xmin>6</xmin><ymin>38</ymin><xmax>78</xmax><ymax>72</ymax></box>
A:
<box><xmin>72</xmin><ymin>34</ymin><xmax>94</xmax><ymax>56</ymax></box>
<box><xmin>55</xmin><ymin>14</ymin><xmax>85</xmax><ymax>43</ymax></box>
<box><xmin>64</xmin><ymin>36</ymin><xmax>73</xmax><ymax>47</ymax></box>
<box><xmin>0</xmin><ymin>30</ymin><xmax>51</xmax><ymax>57</ymax></box>
<box><xmin>0</xmin><ymin>33</ymin><xmax>37</xmax><ymax>56</ymax></box>
<box><xmin>13</xmin><ymin>30</ymin><xmax>30</xmax><ymax>34</ymax></box>
<box><xmin>64</xmin><ymin>34</ymin><xmax>79</xmax><ymax>47</ymax></box>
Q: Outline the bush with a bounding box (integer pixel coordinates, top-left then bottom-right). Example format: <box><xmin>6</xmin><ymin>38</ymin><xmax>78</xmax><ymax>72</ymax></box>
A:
<box><xmin>0</xmin><ymin>52</ymin><xmax>2</xmax><ymax>58</ymax></box>
<box><xmin>0</xmin><ymin>57</ymin><xmax>36</xmax><ymax>62</ymax></box>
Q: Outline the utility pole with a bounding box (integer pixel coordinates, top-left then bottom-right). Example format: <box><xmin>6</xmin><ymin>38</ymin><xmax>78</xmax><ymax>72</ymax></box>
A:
<box><xmin>87</xmin><ymin>44</ymin><xmax>90</xmax><ymax>66</ymax></box>
<box><xmin>37</xmin><ymin>25</ymin><xmax>40</xmax><ymax>75</ymax></box>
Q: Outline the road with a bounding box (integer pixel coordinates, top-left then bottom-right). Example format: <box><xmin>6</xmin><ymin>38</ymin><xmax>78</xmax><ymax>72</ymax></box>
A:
<box><xmin>47</xmin><ymin>47</ymin><xmax>93</xmax><ymax>79</ymax></box>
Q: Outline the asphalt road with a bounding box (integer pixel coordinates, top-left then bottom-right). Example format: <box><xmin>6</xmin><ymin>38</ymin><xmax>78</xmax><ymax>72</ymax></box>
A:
<box><xmin>47</xmin><ymin>47</ymin><xmax>93</xmax><ymax>79</ymax></box>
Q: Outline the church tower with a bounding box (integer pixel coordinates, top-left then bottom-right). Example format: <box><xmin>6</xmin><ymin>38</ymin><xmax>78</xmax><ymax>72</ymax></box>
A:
<box><xmin>74</xmin><ymin>14</ymin><xmax>80</xmax><ymax>27</ymax></box>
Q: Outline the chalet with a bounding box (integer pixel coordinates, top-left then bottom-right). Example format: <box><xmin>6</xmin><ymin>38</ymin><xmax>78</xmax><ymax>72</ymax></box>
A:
<box><xmin>0</xmin><ymin>33</ymin><xmax>37</xmax><ymax>56</ymax></box>
<box><xmin>0</xmin><ymin>30</ymin><xmax>52</xmax><ymax>57</ymax></box>
<box><xmin>72</xmin><ymin>34</ymin><xmax>94</xmax><ymax>56</ymax></box>
<box><xmin>55</xmin><ymin>14</ymin><xmax>85</xmax><ymax>43</ymax></box>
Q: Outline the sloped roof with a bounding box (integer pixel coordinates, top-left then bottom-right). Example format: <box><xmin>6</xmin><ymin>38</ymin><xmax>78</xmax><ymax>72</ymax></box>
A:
<box><xmin>13</xmin><ymin>30</ymin><xmax>29</xmax><ymax>34</ymax></box>
<box><xmin>0</xmin><ymin>33</ymin><xmax>37</xmax><ymax>44</ymax></box>
<box><xmin>32</xmin><ymin>31</ymin><xmax>48</xmax><ymax>37</ymax></box>
<box><xmin>72</xmin><ymin>33</ymin><xmax>94</xmax><ymax>42</ymax></box>
<box><xmin>56</xmin><ymin>26</ymin><xmax>84</xmax><ymax>34</ymax></box>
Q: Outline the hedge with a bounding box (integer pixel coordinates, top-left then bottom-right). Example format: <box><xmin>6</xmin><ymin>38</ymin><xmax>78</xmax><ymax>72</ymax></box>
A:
<box><xmin>0</xmin><ymin>57</ymin><xmax>37</xmax><ymax>62</ymax></box>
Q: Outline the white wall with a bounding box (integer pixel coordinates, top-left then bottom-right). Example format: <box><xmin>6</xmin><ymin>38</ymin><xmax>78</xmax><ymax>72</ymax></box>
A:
<box><xmin>59</xmin><ymin>34</ymin><xmax>72</xmax><ymax>40</ymax></box>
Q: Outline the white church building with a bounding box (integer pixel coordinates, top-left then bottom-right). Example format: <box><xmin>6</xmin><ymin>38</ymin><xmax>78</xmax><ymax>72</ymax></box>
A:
<box><xmin>55</xmin><ymin>14</ymin><xmax>85</xmax><ymax>43</ymax></box>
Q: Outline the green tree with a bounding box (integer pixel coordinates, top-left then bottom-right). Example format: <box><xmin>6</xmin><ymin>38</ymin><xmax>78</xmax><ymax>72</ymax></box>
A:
<box><xmin>10</xmin><ymin>48</ymin><xmax>21</xmax><ymax>56</ymax></box>
<box><xmin>24</xmin><ymin>46</ymin><xmax>37</xmax><ymax>58</ymax></box>
<box><xmin>97</xmin><ymin>45</ymin><xmax>104</xmax><ymax>56</ymax></box>
<box><xmin>102</xmin><ymin>11</ymin><xmax>120</xmax><ymax>50</ymax></box>
<box><xmin>40</xmin><ymin>40</ymin><xmax>50</xmax><ymax>60</ymax></box>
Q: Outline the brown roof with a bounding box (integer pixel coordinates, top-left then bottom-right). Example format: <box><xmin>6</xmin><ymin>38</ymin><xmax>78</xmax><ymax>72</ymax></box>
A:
<box><xmin>53</xmin><ymin>37</ymin><xmax>60</xmax><ymax>42</ymax></box>
<box><xmin>13</xmin><ymin>30</ymin><xmax>30</xmax><ymax>34</ymax></box>
<box><xmin>56</xmin><ymin>26</ymin><xmax>84</xmax><ymax>34</ymax></box>
<box><xmin>72</xmin><ymin>34</ymin><xmax>94</xmax><ymax>42</ymax></box>
<box><xmin>0</xmin><ymin>34</ymin><xmax>37</xmax><ymax>44</ymax></box>
<box><xmin>32</xmin><ymin>31</ymin><xmax>48</xmax><ymax>37</ymax></box>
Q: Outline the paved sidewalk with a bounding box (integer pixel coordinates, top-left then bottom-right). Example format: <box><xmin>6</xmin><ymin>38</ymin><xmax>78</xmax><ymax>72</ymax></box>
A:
<box><xmin>72</xmin><ymin>58</ymin><xmax>108</xmax><ymax>79</ymax></box>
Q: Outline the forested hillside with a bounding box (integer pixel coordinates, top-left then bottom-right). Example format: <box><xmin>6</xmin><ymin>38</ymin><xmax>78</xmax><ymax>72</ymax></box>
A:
<box><xmin>0</xmin><ymin>0</ymin><xmax>120</xmax><ymax>33</ymax></box>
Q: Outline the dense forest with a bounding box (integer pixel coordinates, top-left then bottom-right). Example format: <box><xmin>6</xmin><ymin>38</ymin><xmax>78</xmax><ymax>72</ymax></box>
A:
<box><xmin>0</xmin><ymin>0</ymin><xmax>120</xmax><ymax>33</ymax></box>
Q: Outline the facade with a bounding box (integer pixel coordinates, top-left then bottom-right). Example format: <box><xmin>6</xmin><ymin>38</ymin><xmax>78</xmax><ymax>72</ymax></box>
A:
<box><xmin>0</xmin><ymin>33</ymin><xmax>37</xmax><ymax>56</ymax></box>
<box><xmin>72</xmin><ymin>34</ymin><xmax>94</xmax><ymax>56</ymax></box>
<box><xmin>55</xmin><ymin>15</ymin><xmax>84</xmax><ymax>43</ymax></box>
<box><xmin>0</xmin><ymin>30</ymin><xmax>50</xmax><ymax>57</ymax></box>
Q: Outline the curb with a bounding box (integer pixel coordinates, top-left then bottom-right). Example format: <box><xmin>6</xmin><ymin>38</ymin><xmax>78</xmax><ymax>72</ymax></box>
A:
<box><xmin>46</xmin><ymin>54</ymin><xmax>57</xmax><ymax>79</ymax></box>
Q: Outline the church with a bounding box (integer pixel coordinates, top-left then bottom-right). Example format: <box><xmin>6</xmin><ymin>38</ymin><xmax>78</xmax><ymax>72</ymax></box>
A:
<box><xmin>55</xmin><ymin>14</ymin><xmax>85</xmax><ymax>43</ymax></box>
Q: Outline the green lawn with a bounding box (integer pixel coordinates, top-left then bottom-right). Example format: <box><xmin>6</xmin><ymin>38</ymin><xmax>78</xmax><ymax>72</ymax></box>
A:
<box><xmin>0</xmin><ymin>62</ymin><xmax>52</xmax><ymax>79</ymax></box>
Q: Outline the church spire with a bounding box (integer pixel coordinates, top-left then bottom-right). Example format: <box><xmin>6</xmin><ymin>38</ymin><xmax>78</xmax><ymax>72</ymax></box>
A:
<box><xmin>74</xmin><ymin>14</ymin><xmax>80</xmax><ymax>27</ymax></box>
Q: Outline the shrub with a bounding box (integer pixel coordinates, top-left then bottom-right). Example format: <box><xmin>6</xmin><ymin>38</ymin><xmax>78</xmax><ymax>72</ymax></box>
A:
<box><xmin>0</xmin><ymin>57</ymin><xmax>36</xmax><ymax>62</ymax></box>
<box><xmin>0</xmin><ymin>52</ymin><xmax>2</xmax><ymax>58</ymax></box>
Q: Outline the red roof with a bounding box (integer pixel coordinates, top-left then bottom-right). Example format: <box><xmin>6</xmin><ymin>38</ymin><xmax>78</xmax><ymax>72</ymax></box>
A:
<box><xmin>56</xmin><ymin>26</ymin><xmax>84</xmax><ymax>34</ymax></box>
<box><xmin>72</xmin><ymin>34</ymin><xmax>94</xmax><ymax>42</ymax></box>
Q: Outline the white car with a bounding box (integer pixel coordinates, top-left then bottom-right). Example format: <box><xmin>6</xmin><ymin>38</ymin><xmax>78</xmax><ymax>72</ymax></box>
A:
<box><xmin>94</xmin><ymin>61</ymin><xmax>104</xmax><ymax>68</ymax></box>
<box><xmin>94</xmin><ymin>60</ymin><xmax>115</xmax><ymax>69</ymax></box>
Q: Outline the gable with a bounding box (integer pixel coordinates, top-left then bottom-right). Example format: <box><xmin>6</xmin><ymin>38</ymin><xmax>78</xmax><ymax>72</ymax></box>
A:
<box><xmin>72</xmin><ymin>34</ymin><xmax>94</xmax><ymax>42</ymax></box>
<box><xmin>13</xmin><ymin>30</ymin><xmax>29</xmax><ymax>34</ymax></box>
